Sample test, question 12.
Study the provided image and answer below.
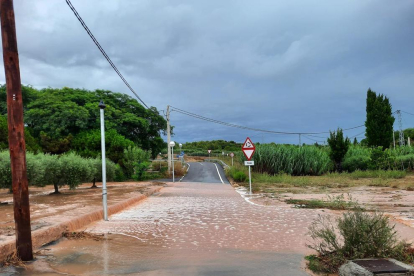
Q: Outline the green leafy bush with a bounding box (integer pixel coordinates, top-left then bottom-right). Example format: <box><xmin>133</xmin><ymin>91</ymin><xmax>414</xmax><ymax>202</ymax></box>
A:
<box><xmin>307</xmin><ymin>211</ymin><xmax>414</xmax><ymax>273</ymax></box>
<box><xmin>59</xmin><ymin>153</ymin><xmax>93</xmax><ymax>189</ymax></box>
<box><xmin>122</xmin><ymin>146</ymin><xmax>151</xmax><ymax>179</ymax></box>
<box><xmin>369</xmin><ymin>147</ymin><xmax>395</xmax><ymax>170</ymax></box>
<box><xmin>26</xmin><ymin>152</ymin><xmax>46</xmax><ymax>186</ymax></box>
<box><xmin>89</xmin><ymin>157</ymin><xmax>117</xmax><ymax>182</ymax></box>
<box><xmin>132</xmin><ymin>161</ymin><xmax>151</xmax><ymax>181</ymax></box>
<box><xmin>0</xmin><ymin>151</ymin><xmax>11</xmax><ymax>189</ymax></box>
<box><xmin>342</xmin><ymin>155</ymin><xmax>370</xmax><ymax>172</ymax></box>
<box><xmin>233</xmin><ymin>171</ymin><xmax>247</xmax><ymax>182</ymax></box>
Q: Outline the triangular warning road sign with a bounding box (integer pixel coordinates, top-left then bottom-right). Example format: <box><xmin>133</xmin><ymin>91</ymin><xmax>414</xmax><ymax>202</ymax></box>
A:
<box><xmin>243</xmin><ymin>137</ymin><xmax>254</xmax><ymax>148</ymax></box>
<box><xmin>242</xmin><ymin>137</ymin><xmax>255</xmax><ymax>160</ymax></box>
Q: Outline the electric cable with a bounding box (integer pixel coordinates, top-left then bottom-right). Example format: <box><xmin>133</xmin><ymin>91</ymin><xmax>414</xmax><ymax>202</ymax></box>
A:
<box><xmin>171</xmin><ymin>106</ymin><xmax>365</xmax><ymax>135</ymax></box>
<box><xmin>401</xmin><ymin>110</ymin><xmax>414</xmax><ymax>117</ymax></box>
<box><xmin>65</xmin><ymin>0</ymin><xmax>149</xmax><ymax>109</ymax></box>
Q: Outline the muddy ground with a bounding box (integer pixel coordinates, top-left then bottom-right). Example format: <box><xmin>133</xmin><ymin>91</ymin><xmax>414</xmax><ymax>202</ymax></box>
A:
<box><xmin>244</xmin><ymin>176</ymin><xmax>414</xmax><ymax>243</ymax></box>
<box><xmin>0</xmin><ymin>181</ymin><xmax>166</xmax><ymax>244</ymax></box>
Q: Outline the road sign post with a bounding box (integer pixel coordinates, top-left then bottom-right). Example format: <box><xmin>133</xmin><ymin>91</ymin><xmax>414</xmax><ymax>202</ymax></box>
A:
<box><xmin>230</xmin><ymin>152</ymin><xmax>234</xmax><ymax>166</ymax></box>
<box><xmin>208</xmin><ymin>149</ymin><xmax>211</xmax><ymax>160</ymax></box>
<box><xmin>242</xmin><ymin>137</ymin><xmax>256</xmax><ymax>195</ymax></box>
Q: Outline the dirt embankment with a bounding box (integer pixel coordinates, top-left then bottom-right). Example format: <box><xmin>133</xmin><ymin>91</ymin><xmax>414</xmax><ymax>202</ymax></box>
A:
<box><xmin>0</xmin><ymin>181</ymin><xmax>166</xmax><ymax>262</ymax></box>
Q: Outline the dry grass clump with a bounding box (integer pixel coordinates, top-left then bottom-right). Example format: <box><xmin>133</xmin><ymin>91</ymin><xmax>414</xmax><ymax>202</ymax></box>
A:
<box><xmin>2</xmin><ymin>251</ymin><xmax>26</xmax><ymax>267</ymax></box>
<box><xmin>63</xmin><ymin>231</ymin><xmax>104</xmax><ymax>241</ymax></box>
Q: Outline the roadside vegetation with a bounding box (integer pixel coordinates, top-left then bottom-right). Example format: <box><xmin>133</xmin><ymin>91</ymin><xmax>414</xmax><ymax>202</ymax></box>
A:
<box><xmin>0</xmin><ymin>85</ymin><xmax>171</xmax><ymax>193</ymax></box>
<box><xmin>306</xmin><ymin>211</ymin><xmax>414</xmax><ymax>274</ymax></box>
<box><xmin>285</xmin><ymin>194</ymin><xmax>362</xmax><ymax>210</ymax></box>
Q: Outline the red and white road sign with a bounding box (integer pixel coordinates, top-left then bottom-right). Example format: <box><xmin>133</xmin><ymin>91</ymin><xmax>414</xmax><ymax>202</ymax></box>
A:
<box><xmin>230</xmin><ymin>153</ymin><xmax>234</xmax><ymax>157</ymax></box>
<box><xmin>208</xmin><ymin>149</ymin><xmax>211</xmax><ymax>154</ymax></box>
<box><xmin>242</xmin><ymin>137</ymin><xmax>255</xmax><ymax>161</ymax></box>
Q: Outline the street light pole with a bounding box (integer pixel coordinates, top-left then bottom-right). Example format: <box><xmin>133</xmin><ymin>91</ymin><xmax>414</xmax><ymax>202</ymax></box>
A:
<box><xmin>99</xmin><ymin>100</ymin><xmax>108</xmax><ymax>221</ymax></box>
<box><xmin>170</xmin><ymin>141</ymin><xmax>176</xmax><ymax>182</ymax></box>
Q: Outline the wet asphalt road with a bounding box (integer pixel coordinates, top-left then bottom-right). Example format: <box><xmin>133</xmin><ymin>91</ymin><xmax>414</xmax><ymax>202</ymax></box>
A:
<box><xmin>181</xmin><ymin>162</ymin><xmax>230</xmax><ymax>184</ymax></box>
<box><xmin>23</xmin><ymin>161</ymin><xmax>313</xmax><ymax>276</ymax></box>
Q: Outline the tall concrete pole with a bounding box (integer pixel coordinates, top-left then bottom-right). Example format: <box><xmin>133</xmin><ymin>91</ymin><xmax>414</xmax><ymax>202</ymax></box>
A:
<box><xmin>167</xmin><ymin>105</ymin><xmax>171</xmax><ymax>173</ymax></box>
<box><xmin>0</xmin><ymin>0</ymin><xmax>33</xmax><ymax>261</ymax></box>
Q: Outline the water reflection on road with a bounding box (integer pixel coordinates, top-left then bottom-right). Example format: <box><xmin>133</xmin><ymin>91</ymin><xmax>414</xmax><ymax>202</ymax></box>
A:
<box><xmin>22</xmin><ymin>234</ymin><xmax>307</xmax><ymax>276</ymax></box>
<box><xmin>20</xmin><ymin>181</ymin><xmax>320</xmax><ymax>275</ymax></box>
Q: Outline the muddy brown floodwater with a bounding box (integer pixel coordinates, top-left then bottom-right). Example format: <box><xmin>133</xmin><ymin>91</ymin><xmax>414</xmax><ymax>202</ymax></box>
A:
<box><xmin>18</xmin><ymin>181</ymin><xmax>325</xmax><ymax>276</ymax></box>
<box><xmin>4</xmin><ymin>180</ymin><xmax>414</xmax><ymax>276</ymax></box>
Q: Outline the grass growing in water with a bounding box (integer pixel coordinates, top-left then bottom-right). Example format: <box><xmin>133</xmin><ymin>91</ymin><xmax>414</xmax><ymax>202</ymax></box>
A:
<box><xmin>286</xmin><ymin>194</ymin><xmax>361</xmax><ymax>210</ymax></box>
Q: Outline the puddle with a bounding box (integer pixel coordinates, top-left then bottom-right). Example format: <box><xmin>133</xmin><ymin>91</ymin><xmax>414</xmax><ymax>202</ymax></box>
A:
<box><xmin>15</xmin><ymin>234</ymin><xmax>308</xmax><ymax>276</ymax></box>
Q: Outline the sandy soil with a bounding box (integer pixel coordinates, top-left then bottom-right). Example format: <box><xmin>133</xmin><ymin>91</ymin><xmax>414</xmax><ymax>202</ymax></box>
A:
<box><xmin>0</xmin><ymin>181</ymin><xmax>166</xmax><ymax>243</ymax></box>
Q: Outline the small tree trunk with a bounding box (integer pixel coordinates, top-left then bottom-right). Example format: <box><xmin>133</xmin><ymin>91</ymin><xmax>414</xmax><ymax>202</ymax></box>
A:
<box><xmin>51</xmin><ymin>183</ymin><xmax>60</xmax><ymax>194</ymax></box>
<box><xmin>91</xmin><ymin>177</ymin><xmax>98</xmax><ymax>188</ymax></box>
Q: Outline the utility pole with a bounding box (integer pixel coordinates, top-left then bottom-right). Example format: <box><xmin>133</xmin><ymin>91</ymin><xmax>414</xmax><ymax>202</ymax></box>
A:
<box><xmin>166</xmin><ymin>105</ymin><xmax>171</xmax><ymax>173</ymax></box>
<box><xmin>0</xmin><ymin>0</ymin><xmax>33</xmax><ymax>261</ymax></box>
<box><xmin>299</xmin><ymin>134</ymin><xmax>302</xmax><ymax>147</ymax></box>
<box><xmin>397</xmin><ymin>110</ymin><xmax>405</xmax><ymax>146</ymax></box>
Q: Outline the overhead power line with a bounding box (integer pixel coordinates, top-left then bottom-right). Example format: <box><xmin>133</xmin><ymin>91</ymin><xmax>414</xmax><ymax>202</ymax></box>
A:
<box><xmin>401</xmin><ymin>110</ymin><xmax>414</xmax><ymax>117</ymax></box>
<box><xmin>349</xmin><ymin>131</ymin><xmax>365</xmax><ymax>139</ymax></box>
<box><xmin>65</xmin><ymin>0</ymin><xmax>149</xmax><ymax>109</ymax></box>
<box><xmin>171</xmin><ymin>106</ymin><xmax>365</xmax><ymax>135</ymax></box>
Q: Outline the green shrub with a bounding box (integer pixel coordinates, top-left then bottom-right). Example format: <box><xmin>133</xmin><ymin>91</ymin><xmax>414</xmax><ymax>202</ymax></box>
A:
<box><xmin>114</xmin><ymin>164</ymin><xmax>126</xmax><ymax>181</ymax></box>
<box><xmin>369</xmin><ymin>147</ymin><xmax>395</xmax><ymax>170</ymax></box>
<box><xmin>395</xmin><ymin>154</ymin><xmax>414</xmax><ymax>170</ymax></box>
<box><xmin>308</xmin><ymin>211</ymin><xmax>414</xmax><ymax>273</ymax></box>
<box><xmin>59</xmin><ymin>153</ymin><xmax>93</xmax><ymax>189</ymax></box>
<box><xmin>342</xmin><ymin>155</ymin><xmax>370</xmax><ymax>172</ymax></box>
<box><xmin>0</xmin><ymin>151</ymin><xmax>11</xmax><ymax>189</ymax></box>
<box><xmin>89</xmin><ymin>157</ymin><xmax>117</xmax><ymax>182</ymax></box>
<box><xmin>132</xmin><ymin>161</ymin><xmax>151</xmax><ymax>181</ymax></box>
<box><xmin>122</xmin><ymin>146</ymin><xmax>150</xmax><ymax>179</ymax></box>
<box><xmin>26</xmin><ymin>152</ymin><xmax>46</xmax><ymax>186</ymax></box>
<box><xmin>233</xmin><ymin>171</ymin><xmax>247</xmax><ymax>182</ymax></box>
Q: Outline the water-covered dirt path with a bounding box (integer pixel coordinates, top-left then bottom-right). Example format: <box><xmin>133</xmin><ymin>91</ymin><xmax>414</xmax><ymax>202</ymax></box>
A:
<box><xmin>29</xmin><ymin>178</ymin><xmax>325</xmax><ymax>276</ymax></box>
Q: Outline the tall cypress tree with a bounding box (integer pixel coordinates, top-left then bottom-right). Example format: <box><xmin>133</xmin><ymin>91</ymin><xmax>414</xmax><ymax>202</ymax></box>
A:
<box><xmin>365</xmin><ymin>88</ymin><xmax>395</xmax><ymax>149</ymax></box>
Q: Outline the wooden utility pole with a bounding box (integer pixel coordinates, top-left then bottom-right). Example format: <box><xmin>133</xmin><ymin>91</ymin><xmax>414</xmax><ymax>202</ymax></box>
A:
<box><xmin>0</xmin><ymin>0</ymin><xmax>33</xmax><ymax>261</ymax></box>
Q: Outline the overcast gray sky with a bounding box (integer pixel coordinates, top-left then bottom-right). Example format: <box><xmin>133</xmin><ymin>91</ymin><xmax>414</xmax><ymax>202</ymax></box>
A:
<box><xmin>2</xmin><ymin>0</ymin><xmax>414</xmax><ymax>144</ymax></box>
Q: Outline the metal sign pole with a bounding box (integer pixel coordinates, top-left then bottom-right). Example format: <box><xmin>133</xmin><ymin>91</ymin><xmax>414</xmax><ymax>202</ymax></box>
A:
<box><xmin>249</xmin><ymin>165</ymin><xmax>252</xmax><ymax>195</ymax></box>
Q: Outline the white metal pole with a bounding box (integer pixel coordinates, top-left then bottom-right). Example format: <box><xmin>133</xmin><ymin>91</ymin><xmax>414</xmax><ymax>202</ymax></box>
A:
<box><xmin>99</xmin><ymin>101</ymin><xmax>108</xmax><ymax>221</ymax></box>
<box><xmin>249</xmin><ymin>165</ymin><xmax>252</xmax><ymax>195</ymax></box>
<box><xmin>172</xmin><ymin>146</ymin><xmax>175</xmax><ymax>182</ymax></box>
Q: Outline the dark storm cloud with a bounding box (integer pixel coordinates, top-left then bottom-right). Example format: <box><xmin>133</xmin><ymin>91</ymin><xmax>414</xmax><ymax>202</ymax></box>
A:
<box><xmin>1</xmin><ymin>0</ymin><xmax>414</xmax><ymax>144</ymax></box>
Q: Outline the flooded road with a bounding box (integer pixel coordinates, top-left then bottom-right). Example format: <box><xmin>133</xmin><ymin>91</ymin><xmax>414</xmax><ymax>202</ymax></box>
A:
<box><xmin>25</xmin><ymin>180</ymin><xmax>320</xmax><ymax>275</ymax></box>
<box><xmin>9</xmin><ymin>163</ymin><xmax>322</xmax><ymax>275</ymax></box>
